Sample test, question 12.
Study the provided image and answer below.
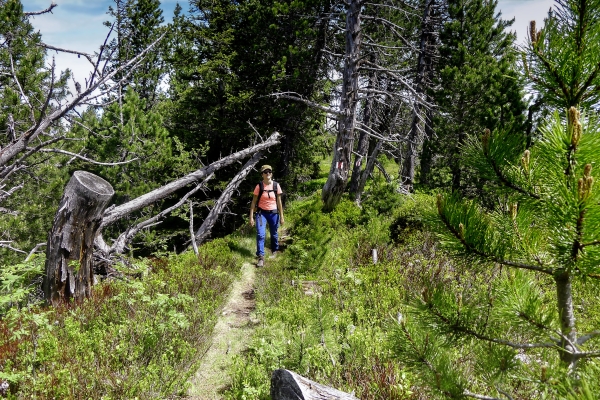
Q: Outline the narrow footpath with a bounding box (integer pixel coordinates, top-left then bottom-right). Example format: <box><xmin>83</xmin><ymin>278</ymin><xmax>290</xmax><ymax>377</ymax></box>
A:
<box><xmin>187</xmin><ymin>261</ymin><xmax>258</xmax><ymax>399</ymax></box>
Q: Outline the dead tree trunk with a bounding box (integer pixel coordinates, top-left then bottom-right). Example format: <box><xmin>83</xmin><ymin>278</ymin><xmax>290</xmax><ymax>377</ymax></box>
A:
<box><xmin>43</xmin><ymin>171</ymin><xmax>114</xmax><ymax>306</ymax></box>
<box><xmin>101</xmin><ymin>132</ymin><xmax>281</xmax><ymax>227</ymax></box>
<box><xmin>193</xmin><ymin>152</ymin><xmax>263</xmax><ymax>244</ymax></box>
<box><xmin>271</xmin><ymin>369</ymin><xmax>358</xmax><ymax>400</ymax></box>
<box><xmin>401</xmin><ymin>0</ymin><xmax>437</xmax><ymax>192</ymax></box>
<box><xmin>322</xmin><ymin>0</ymin><xmax>362</xmax><ymax>211</ymax></box>
<box><xmin>354</xmin><ymin>140</ymin><xmax>382</xmax><ymax>205</ymax></box>
<box><xmin>348</xmin><ymin>56</ymin><xmax>376</xmax><ymax>196</ymax></box>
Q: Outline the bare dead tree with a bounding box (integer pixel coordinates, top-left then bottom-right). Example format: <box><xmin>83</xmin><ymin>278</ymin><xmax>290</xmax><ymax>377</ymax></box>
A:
<box><xmin>273</xmin><ymin>0</ymin><xmax>428</xmax><ymax>210</ymax></box>
<box><xmin>321</xmin><ymin>0</ymin><xmax>364</xmax><ymax>211</ymax></box>
<box><xmin>400</xmin><ymin>0</ymin><xmax>441</xmax><ymax>192</ymax></box>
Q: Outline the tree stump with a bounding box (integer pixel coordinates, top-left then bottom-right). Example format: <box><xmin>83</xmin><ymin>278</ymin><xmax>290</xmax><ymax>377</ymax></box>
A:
<box><xmin>271</xmin><ymin>369</ymin><xmax>358</xmax><ymax>400</ymax></box>
<box><xmin>43</xmin><ymin>171</ymin><xmax>114</xmax><ymax>306</ymax></box>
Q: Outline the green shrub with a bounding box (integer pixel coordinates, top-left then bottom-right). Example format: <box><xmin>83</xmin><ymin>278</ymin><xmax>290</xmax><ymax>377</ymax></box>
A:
<box><xmin>0</xmin><ymin>239</ymin><xmax>240</xmax><ymax>399</ymax></box>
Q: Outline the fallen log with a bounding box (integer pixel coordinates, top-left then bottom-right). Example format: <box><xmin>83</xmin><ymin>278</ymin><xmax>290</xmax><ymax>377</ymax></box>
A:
<box><xmin>193</xmin><ymin>151</ymin><xmax>263</xmax><ymax>245</ymax></box>
<box><xmin>270</xmin><ymin>369</ymin><xmax>358</xmax><ymax>400</ymax></box>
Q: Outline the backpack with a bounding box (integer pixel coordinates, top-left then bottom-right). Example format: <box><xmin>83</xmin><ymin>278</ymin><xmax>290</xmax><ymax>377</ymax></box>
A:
<box><xmin>256</xmin><ymin>181</ymin><xmax>279</xmax><ymax>211</ymax></box>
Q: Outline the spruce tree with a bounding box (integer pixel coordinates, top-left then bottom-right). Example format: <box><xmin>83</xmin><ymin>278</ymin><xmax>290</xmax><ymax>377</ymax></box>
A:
<box><xmin>426</xmin><ymin>0</ymin><xmax>525</xmax><ymax>192</ymax></box>
<box><xmin>167</xmin><ymin>0</ymin><xmax>330</xmax><ymax>184</ymax></box>
<box><xmin>105</xmin><ymin>0</ymin><xmax>166</xmax><ymax>108</ymax></box>
<box><xmin>393</xmin><ymin>0</ymin><xmax>600</xmax><ymax>397</ymax></box>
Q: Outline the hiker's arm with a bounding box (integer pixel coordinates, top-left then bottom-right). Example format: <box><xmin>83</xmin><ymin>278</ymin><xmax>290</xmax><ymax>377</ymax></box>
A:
<box><xmin>250</xmin><ymin>195</ymin><xmax>258</xmax><ymax>227</ymax></box>
<box><xmin>277</xmin><ymin>194</ymin><xmax>284</xmax><ymax>225</ymax></box>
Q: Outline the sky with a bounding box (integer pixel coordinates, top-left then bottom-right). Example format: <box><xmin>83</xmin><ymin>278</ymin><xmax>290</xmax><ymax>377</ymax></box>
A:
<box><xmin>23</xmin><ymin>0</ymin><xmax>557</xmax><ymax>91</ymax></box>
<box><xmin>23</xmin><ymin>0</ymin><xmax>183</xmax><ymax>91</ymax></box>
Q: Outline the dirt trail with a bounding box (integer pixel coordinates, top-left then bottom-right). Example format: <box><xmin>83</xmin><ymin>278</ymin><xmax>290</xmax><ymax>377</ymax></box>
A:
<box><xmin>187</xmin><ymin>261</ymin><xmax>258</xmax><ymax>399</ymax></box>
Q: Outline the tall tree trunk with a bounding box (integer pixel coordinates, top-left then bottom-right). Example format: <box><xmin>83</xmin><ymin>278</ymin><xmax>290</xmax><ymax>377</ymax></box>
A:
<box><xmin>348</xmin><ymin>62</ymin><xmax>376</xmax><ymax>195</ymax></box>
<box><xmin>419</xmin><ymin>108</ymin><xmax>435</xmax><ymax>187</ymax></box>
<box><xmin>43</xmin><ymin>171</ymin><xmax>114</xmax><ymax>306</ymax></box>
<box><xmin>401</xmin><ymin>0</ymin><xmax>435</xmax><ymax>192</ymax></box>
<box><xmin>322</xmin><ymin>0</ymin><xmax>362</xmax><ymax>211</ymax></box>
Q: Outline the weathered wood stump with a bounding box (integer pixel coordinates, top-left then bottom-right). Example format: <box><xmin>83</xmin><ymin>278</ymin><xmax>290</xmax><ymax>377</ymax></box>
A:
<box><xmin>43</xmin><ymin>171</ymin><xmax>114</xmax><ymax>306</ymax></box>
<box><xmin>270</xmin><ymin>369</ymin><xmax>358</xmax><ymax>400</ymax></box>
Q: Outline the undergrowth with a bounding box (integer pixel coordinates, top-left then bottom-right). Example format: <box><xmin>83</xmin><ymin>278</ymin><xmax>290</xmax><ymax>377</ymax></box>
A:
<box><xmin>0</xmin><ymin>238</ymin><xmax>241</xmax><ymax>399</ymax></box>
<box><xmin>225</xmin><ymin>181</ymin><xmax>600</xmax><ymax>399</ymax></box>
<box><xmin>225</xmin><ymin>182</ymin><xmax>437</xmax><ymax>399</ymax></box>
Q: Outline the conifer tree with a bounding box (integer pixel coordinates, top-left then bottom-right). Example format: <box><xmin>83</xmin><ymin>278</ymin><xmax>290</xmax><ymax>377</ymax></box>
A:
<box><xmin>393</xmin><ymin>1</ymin><xmax>600</xmax><ymax>397</ymax></box>
<box><xmin>0</xmin><ymin>0</ymin><xmax>71</xmax><ymax>260</ymax></box>
<box><xmin>106</xmin><ymin>0</ymin><xmax>166</xmax><ymax>108</ymax></box>
<box><xmin>167</xmin><ymin>0</ymin><xmax>330</xmax><ymax>184</ymax></box>
<box><xmin>426</xmin><ymin>0</ymin><xmax>525</xmax><ymax>192</ymax></box>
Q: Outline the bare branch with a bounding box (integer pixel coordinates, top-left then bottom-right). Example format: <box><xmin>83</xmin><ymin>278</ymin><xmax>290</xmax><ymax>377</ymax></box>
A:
<box><xmin>577</xmin><ymin>330</ymin><xmax>600</xmax><ymax>345</ymax></box>
<box><xmin>9</xmin><ymin>52</ymin><xmax>35</xmax><ymax>122</ymax></box>
<box><xmin>463</xmin><ymin>391</ymin><xmax>504</xmax><ymax>400</ymax></box>
<box><xmin>0</xmin><ymin>241</ymin><xmax>27</xmax><ymax>255</ymax></box>
<box><xmin>0</xmin><ymin>136</ymin><xmax>74</xmax><ymax>180</ymax></box>
<box><xmin>193</xmin><ymin>151</ymin><xmax>263</xmax><ymax>245</ymax></box>
<box><xmin>0</xmin><ymin>183</ymin><xmax>24</xmax><ymax>203</ymax></box>
<box><xmin>38</xmin><ymin>42</ymin><xmax>94</xmax><ymax>65</ymax></box>
<box><xmin>0</xmin><ymin>207</ymin><xmax>18</xmax><ymax>215</ymax></box>
<box><xmin>88</xmin><ymin>23</ymin><xmax>115</xmax><ymax>89</ymax></box>
<box><xmin>0</xmin><ymin>31</ymin><xmax>166</xmax><ymax>169</ymax></box>
<box><xmin>362</xmin><ymin>59</ymin><xmax>434</xmax><ymax>108</ymax></box>
<box><xmin>363</xmin><ymin>2</ymin><xmax>419</xmax><ymax>14</ymax></box>
<box><xmin>101</xmin><ymin>132</ymin><xmax>281</xmax><ymax>227</ymax></box>
<box><xmin>270</xmin><ymin>92</ymin><xmax>342</xmax><ymax>116</ymax></box>
<box><xmin>24</xmin><ymin>2</ymin><xmax>57</xmax><ymax>16</ymax></box>
<box><xmin>361</xmin><ymin>15</ymin><xmax>416</xmax><ymax>52</ymax></box>
<box><xmin>36</xmin><ymin>149</ymin><xmax>139</xmax><ymax>166</ymax></box>
<box><xmin>107</xmin><ymin>178</ymin><xmax>212</xmax><ymax>255</ymax></box>
<box><xmin>576</xmin><ymin>350</ymin><xmax>600</xmax><ymax>358</ymax></box>
<box><xmin>25</xmin><ymin>243</ymin><xmax>47</xmax><ymax>262</ymax></box>
<box><xmin>189</xmin><ymin>201</ymin><xmax>199</xmax><ymax>256</ymax></box>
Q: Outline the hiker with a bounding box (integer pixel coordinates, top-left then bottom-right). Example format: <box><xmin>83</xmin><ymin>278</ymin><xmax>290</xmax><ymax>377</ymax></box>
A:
<box><xmin>249</xmin><ymin>165</ymin><xmax>284</xmax><ymax>267</ymax></box>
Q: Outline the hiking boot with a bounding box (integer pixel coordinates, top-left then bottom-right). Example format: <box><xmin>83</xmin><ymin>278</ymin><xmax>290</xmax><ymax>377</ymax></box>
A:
<box><xmin>257</xmin><ymin>256</ymin><xmax>264</xmax><ymax>267</ymax></box>
<box><xmin>270</xmin><ymin>250</ymin><xmax>279</xmax><ymax>258</ymax></box>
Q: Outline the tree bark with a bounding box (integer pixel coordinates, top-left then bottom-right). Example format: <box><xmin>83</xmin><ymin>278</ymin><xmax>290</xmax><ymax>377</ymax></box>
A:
<box><xmin>354</xmin><ymin>140</ymin><xmax>382</xmax><ymax>205</ymax></box>
<box><xmin>322</xmin><ymin>0</ymin><xmax>362</xmax><ymax>211</ymax></box>
<box><xmin>349</xmin><ymin>56</ymin><xmax>376</xmax><ymax>196</ymax></box>
<box><xmin>43</xmin><ymin>171</ymin><xmax>114</xmax><ymax>306</ymax></box>
<box><xmin>271</xmin><ymin>369</ymin><xmax>358</xmax><ymax>400</ymax></box>
<box><xmin>401</xmin><ymin>0</ymin><xmax>435</xmax><ymax>192</ymax></box>
<box><xmin>555</xmin><ymin>271</ymin><xmax>578</xmax><ymax>367</ymax></box>
<box><xmin>419</xmin><ymin>108</ymin><xmax>435</xmax><ymax>187</ymax></box>
<box><xmin>193</xmin><ymin>152</ymin><xmax>263</xmax><ymax>244</ymax></box>
<box><xmin>101</xmin><ymin>132</ymin><xmax>280</xmax><ymax>227</ymax></box>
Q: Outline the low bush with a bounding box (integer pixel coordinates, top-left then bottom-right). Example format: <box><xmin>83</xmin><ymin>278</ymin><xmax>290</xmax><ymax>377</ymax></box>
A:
<box><xmin>0</xmin><ymin>238</ymin><xmax>240</xmax><ymax>399</ymax></box>
<box><xmin>225</xmin><ymin>192</ymin><xmax>433</xmax><ymax>399</ymax></box>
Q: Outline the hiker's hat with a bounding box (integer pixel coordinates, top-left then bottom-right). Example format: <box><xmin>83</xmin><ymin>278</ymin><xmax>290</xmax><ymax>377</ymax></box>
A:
<box><xmin>260</xmin><ymin>165</ymin><xmax>272</xmax><ymax>173</ymax></box>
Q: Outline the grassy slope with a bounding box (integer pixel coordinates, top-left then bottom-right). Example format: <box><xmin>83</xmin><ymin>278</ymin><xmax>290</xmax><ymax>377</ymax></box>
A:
<box><xmin>0</xmin><ymin>239</ymin><xmax>245</xmax><ymax>399</ymax></box>
<box><xmin>224</xmin><ymin>165</ymin><xmax>600</xmax><ymax>399</ymax></box>
<box><xmin>2</xmin><ymin>156</ymin><xmax>600</xmax><ymax>399</ymax></box>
